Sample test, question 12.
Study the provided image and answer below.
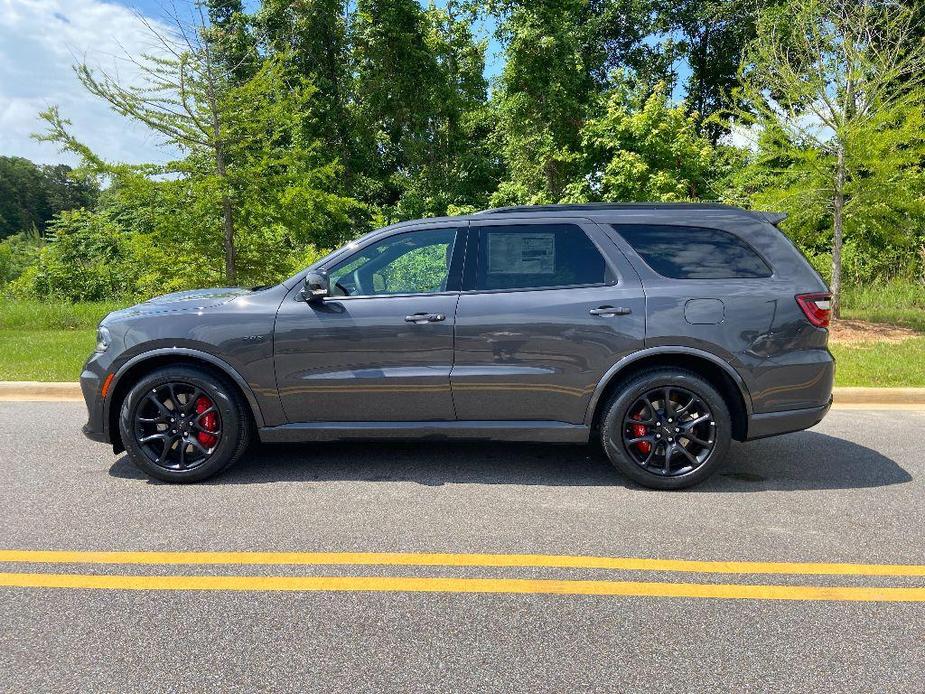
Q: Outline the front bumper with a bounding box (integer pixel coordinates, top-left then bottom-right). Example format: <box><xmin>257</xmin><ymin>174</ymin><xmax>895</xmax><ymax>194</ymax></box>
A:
<box><xmin>80</xmin><ymin>357</ymin><xmax>111</xmax><ymax>446</ymax></box>
<box><xmin>82</xmin><ymin>422</ymin><xmax>109</xmax><ymax>443</ymax></box>
<box><xmin>745</xmin><ymin>397</ymin><xmax>832</xmax><ymax>441</ymax></box>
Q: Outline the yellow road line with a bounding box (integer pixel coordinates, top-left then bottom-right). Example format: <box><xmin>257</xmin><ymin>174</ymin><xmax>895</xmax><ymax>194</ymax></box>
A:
<box><xmin>0</xmin><ymin>572</ymin><xmax>922</xmax><ymax>601</ymax></box>
<box><xmin>1</xmin><ymin>550</ymin><xmax>924</xmax><ymax>577</ymax></box>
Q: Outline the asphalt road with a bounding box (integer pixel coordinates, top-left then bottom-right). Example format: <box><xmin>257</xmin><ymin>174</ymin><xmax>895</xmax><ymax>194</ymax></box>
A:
<box><xmin>0</xmin><ymin>402</ymin><xmax>923</xmax><ymax>693</ymax></box>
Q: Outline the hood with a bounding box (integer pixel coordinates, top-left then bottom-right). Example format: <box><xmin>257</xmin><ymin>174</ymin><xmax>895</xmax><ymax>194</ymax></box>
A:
<box><xmin>143</xmin><ymin>287</ymin><xmax>254</xmax><ymax>307</ymax></box>
<box><xmin>107</xmin><ymin>287</ymin><xmax>254</xmax><ymax>320</ymax></box>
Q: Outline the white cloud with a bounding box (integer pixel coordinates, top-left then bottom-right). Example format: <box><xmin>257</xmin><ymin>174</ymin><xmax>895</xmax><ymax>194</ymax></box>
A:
<box><xmin>0</xmin><ymin>0</ymin><xmax>182</xmax><ymax>166</ymax></box>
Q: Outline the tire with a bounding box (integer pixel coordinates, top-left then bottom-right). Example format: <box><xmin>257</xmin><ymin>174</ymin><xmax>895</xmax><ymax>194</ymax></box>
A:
<box><xmin>119</xmin><ymin>365</ymin><xmax>251</xmax><ymax>483</ymax></box>
<box><xmin>599</xmin><ymin>368</ymin><xmax>731</xmax><ymax>490</ymax></box>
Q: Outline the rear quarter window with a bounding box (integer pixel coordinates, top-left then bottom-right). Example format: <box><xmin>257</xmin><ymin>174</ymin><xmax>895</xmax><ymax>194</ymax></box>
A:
<box><xmin>613</xmin><ymin>224</ymin><xmax>772</xmax><ymax>279</ymax></box>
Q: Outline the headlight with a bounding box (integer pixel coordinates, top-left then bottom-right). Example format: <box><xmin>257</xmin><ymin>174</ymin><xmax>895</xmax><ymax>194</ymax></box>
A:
<box><xmin>95</xmin><ymin>325</ymin><xmax>112</xmax><ymax>353</ymax></box>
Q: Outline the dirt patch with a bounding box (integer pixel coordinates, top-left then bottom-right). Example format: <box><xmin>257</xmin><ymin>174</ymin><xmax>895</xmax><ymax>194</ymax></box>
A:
<box><xmin>829</xmin><ymin>319</ymin><xmax>919</xmax><ymax>344</ymax></box>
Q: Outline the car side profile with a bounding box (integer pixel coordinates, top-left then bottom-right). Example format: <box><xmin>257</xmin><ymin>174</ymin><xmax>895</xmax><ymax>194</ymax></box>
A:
<box><xmin>80</xmin><ymin>203</ymin><xmax>834</xmax><ymax>489</ymax></box>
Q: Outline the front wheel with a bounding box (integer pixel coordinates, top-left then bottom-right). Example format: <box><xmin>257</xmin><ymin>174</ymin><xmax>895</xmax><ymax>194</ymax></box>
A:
<box><xmin>599</xmin><ymin>368</ymin><xmax>731</xmax><ymax>490</ymax></box>
<box><xmin>119</xmin><ymin>366</ymin><xmax>251</xmax><ymax>482</ymax></box>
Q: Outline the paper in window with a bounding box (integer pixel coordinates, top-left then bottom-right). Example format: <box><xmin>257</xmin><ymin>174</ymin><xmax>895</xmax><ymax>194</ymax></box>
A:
<box><xmin>488</xmin><ymin>233</ymin><xmax>555</xmax><ymax>274</ymax></box>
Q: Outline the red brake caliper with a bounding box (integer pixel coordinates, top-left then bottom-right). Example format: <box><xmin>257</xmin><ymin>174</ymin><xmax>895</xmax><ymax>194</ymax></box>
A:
<box><xmin>195</xmin><ymin>396</ymin><xmax>218</xmax><ymax>448</ymax></box>
<box><xmin>630</xmin><ymin>408</ymin><xmax>651</xmax><ymax>455</ymax></box>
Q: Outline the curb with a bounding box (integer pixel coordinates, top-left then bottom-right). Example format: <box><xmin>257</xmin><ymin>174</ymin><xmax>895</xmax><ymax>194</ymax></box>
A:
<box><xmin>1</xmin><ymin>382</ymin><xmax>924</xmax><ymax>408</ymax></box>
<box><xmin>830</xmin><ymin>387</ymin><xmax>925</xmax><ymax>408</ymax></box>
<box><xmin>0</xmin><ymin>381</ymin><xmax>84</xmax><ymax>401</ymax></box>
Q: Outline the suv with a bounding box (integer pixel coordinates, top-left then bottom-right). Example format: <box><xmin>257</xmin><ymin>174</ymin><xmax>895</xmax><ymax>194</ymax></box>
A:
<box><xmin>81</xmin><ymin>203</ymin><xmax>834</xmax><ymax>489</ymax></box>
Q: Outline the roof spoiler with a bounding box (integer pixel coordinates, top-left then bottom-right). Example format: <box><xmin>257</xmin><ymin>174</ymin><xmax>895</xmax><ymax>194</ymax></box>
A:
<box><xmin>753</xmin><ymin>211</ymin><xmax>788</xmax><ymax>227</ymax></box>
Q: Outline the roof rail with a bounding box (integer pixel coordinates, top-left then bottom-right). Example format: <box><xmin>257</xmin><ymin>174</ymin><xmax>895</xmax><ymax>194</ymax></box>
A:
<box><xmin>475</xmin><ymin>202</ymin><xmax>742</xmax><ymax>215</ymax></box>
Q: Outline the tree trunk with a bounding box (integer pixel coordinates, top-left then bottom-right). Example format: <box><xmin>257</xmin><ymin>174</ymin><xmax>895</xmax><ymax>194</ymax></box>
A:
<box><xmin>221</xmin><ymin>194</ymin><xmax>236</xmax><ymax>286</ymax></box>
<box><xmin>831</xmin><ymin>145</ymin><xmax>845</xmax><ymax>319</ymax></box>
<box><xmin>214</xmin><ymin>143</ymin><xmax>236</xmax><ymax>285</ymax></box>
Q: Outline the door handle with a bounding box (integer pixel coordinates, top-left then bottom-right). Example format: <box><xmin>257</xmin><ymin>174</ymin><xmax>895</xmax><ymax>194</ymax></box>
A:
<box><xmin>589</xmin><ymin>306</ymin><xmax>632</xmax><ymax>317</ymax></box>
<box><xmin>404</xmin><ymin>312</ymin><xmax>446</xmax><ymax>324</ymax></box>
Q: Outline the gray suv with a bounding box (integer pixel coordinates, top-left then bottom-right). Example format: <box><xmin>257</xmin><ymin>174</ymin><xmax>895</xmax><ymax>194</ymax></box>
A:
<box><xmin>81</xmin><ymin>203</ymin><xmax>834</xmax><ymax>489</ymax></box>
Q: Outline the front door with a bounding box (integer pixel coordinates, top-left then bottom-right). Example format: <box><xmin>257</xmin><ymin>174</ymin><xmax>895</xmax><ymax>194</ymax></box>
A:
<box><xmin>274</xmin><ymin>225</ymin><xmax>465</xmax><ymax>423</ymax></box>
<box><xmin>451</xmin><ymin>218</ymin><xmax>646</xmax><ymax>424</ymax></box>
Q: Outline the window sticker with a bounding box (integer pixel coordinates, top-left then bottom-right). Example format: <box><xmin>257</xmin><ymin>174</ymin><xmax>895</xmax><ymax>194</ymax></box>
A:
<box><xmin>488</xmin><ymin>233</ymin><xmax>555</xmax><ymax>274</ymax></box>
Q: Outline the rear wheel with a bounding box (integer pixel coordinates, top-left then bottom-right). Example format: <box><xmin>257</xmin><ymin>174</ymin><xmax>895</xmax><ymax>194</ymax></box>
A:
<box><xmin>600</xmin><ymin>368</ymin><xmax>731</xmax><ymax>490</ymax></box>
<box><xmin>119</xmin><ymin>366</ymin><xmax>251</xmax><ymax>482</ymax></box>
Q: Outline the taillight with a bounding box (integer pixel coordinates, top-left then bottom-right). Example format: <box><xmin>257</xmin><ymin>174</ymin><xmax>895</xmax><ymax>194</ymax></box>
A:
<box><xmin>796</xmin><ymin>293</ymin><xmax>832</xmax><ymax>328</ymax></box>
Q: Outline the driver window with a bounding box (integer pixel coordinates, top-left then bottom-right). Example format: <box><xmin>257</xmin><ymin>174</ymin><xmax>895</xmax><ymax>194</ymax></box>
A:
<box><xmin>327</xmin><ymin>228</ymin><xmax>458</xmax><ymax>297</ymax></box>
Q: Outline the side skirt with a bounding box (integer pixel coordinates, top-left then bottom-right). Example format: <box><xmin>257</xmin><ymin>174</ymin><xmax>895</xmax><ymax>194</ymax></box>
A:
<box><xmin>258</xmin><ymin>420</ymin><xmax>591</xmax><ymax>444</ymax></box>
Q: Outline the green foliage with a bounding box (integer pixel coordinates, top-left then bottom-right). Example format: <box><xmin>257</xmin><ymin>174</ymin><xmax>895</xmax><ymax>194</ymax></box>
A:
<box><xmin>10</xmin><ymin>209</ymin><xmax>137</xmax><ymax>302</ymax></box>
<box><xmin>489</xmin><ymin>0</ymin><xmax>592</xmax><ymax>204</ymax></box>
<box><xmin>564</xmin><ymin>80</ymin><xmax>719</xmax><ymax>202</ymax></box>
<box><xmin>724</xmin><ymin>93</ymin><xmax>925</xmax><ymax>285</ymax></box>
<box><xmin>350</xmin><ymin>0</ymin><xmax>498</xmax><ymax>219</ymax></box>
<box><xmin>0</xmin><ymin>227</ymin><xmax>43</xmax><ymax>285</ymax></box>
<box><xmin>732</xmin><ymin>0</ymin><xmax>925</xmax><ymax>312</ymax></box>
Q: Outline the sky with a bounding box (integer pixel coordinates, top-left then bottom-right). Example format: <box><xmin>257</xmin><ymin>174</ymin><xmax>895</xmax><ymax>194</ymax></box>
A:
<box><xmin>1</xmin><ymin>0</ymin><xmax>184</xmax><ymax>166</ymax></box>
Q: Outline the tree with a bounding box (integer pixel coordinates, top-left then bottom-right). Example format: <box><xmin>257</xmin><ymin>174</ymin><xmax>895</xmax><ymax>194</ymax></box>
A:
<box><xmin>564</xmin><ymin>80</ymin><xmax>720</xmax><ymax>202</ymax></box>
<box><xmin>392</xmin><ymin>2</ymin><xmax>499</xmax><ymax>219</ymax></box>
<box><xmin>257</xmin><ymin>0</ymin><xmax>354</xmax><ymax>179</ymax></box>
<box><xmin>725</xmin><ymin>96</ymin><xmax>925</xmax><ymax>286</ymax></box>
<box><xmin>488</xmin><ymin>0</ymin><xmax>596</xmax><ymax>204</ymax></box>
<box><xmin>60</xmin><ymin>4</ymin><xmax>246</xmax><ymax>282</ymax></box>
<box><xmin>668</xmin><ymin>0</ymin><xmax>776</xmax><ymax>141</ymax></box>
<box><xmin>204</xmin><ymin>0</ymin><xmax>258</xmax><ymax>80</ymax></box>
<box><xmin>39</xmin><ymin>2</ymin><xmax>355</xmax><ymax>286</ymax></box>
<box><xmin>0</xmin><ymin>156</ymin><xmax>98</xmax><ymax>240</ymax></box>
<box><xmin>737</xmin><ymin>0</ymin><xmax>925</xmax><ymax>315</ymax></box>
<box><xmin>0</xmin><ymin>157</ymin><xmax>48</xmax><ymax>239</ymax></box>
<box><xmin>347</xmin><ymin>0</ymin><xmax>496</xmax><ymax>220</ymax></box>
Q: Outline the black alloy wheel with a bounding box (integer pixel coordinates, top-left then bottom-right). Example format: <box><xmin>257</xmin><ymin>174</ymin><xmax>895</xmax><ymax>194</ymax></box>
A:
<box><xmin>119</xmin><ymin>366</ymin><xmax>251</xmax><ymax>483</ymax></box>
<box><xmin>622</xmin><ymin>387</ymin><xmax>716</xmax><ymax>477</ymax></box>
<box><xmin>600</xmin><ymin>368</ymin><xmax>731</xmax><ymax>490</ymax></box>
<box><xmin>133</xmin><ymin>382</ymin><xmax>223</xmax><ymax>471</ymax></box>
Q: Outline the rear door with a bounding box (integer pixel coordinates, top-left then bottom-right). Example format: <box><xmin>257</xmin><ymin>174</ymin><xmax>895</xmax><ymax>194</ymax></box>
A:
<box><xmin>450</xmin><ymin>217</ymin><xmax>646</xmax><ymax>424</ymax></box>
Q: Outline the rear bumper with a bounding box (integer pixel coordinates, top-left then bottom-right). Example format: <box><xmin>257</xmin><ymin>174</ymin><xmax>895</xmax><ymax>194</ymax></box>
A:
<box><xmin>745</xmin><ymin>397</ymin><xmax>832</xmax><ymax>441</ymax></box>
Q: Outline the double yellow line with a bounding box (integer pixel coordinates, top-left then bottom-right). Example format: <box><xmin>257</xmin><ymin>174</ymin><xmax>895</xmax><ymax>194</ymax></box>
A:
<box><xmin>1</xmin><ymin>550</ymin><xmax>923</xmax><ymax>601</ymax></box>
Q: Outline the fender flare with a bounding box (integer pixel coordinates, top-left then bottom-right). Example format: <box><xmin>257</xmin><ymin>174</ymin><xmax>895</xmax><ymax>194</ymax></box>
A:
<box><xmin>104</xmin><ymin>347</ymin><xmax>266</xmax><ymax>431</ymax></box>
<box><xmin>583</xmin><ymin>346</ymin><xmax>754</xmax><ymax>426</ymax></box>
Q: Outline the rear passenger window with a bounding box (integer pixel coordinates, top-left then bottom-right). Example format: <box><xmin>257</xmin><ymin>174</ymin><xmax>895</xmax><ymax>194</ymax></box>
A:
<box><xmin>476</xmin><ymin>224</ymin><xmax>612</xmax><ymax>290</ymax></box>
<box><xmin>614</xmin><ymin>224</ymin><xmax>772</xmax><ymax>279</ymax></box>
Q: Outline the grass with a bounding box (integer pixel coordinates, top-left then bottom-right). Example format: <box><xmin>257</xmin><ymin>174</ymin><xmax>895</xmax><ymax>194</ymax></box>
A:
<box><xmin>1</xmin><ymin>283</ymin><xmax>924</xmax><ymax>385</ymax></box>
<box><xmin>0</xmin><ymin>329</ymin><xmax>96</xmax><ymax>381</ymax></box>
<box><xmin>829</xmin><ymin>339</ymin><xmax>925</xmax><ymax>387</ymax></box>
<box><xmin>841</xmin><ymin>280</ymin><xmax>925</xmax><ymax>333</ymax></box>
<box><xmin>0</xmin><ymin>299</ymin><xmax>127</xmax><ymax>331</ymax></box>
<box><xmin>0</xmin><ymin>300</ymin><xmax>125</xmax><ymax>381</ymax></box>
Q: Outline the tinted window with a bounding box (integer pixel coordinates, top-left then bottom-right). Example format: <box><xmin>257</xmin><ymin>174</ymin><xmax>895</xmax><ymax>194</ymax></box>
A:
<box><xmin>328</xmin><ymin>228</ymin><xmax>457</xmax><ymax>296</ymax></box>
<box><xmin>476</xmin><ymin>224</ymin><xmax>611</xmax><ymax>290</ymax></box>
<box><xmin>614</xmin><ymin>224</ymin><xmax>772</xmax><ymax>279</ymax></box>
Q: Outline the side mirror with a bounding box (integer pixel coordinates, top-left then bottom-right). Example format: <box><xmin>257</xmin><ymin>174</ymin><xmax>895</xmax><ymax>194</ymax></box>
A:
<box><xmin>301</xmin><ymin>270</ymin><xmax>330</xmax><ymax>303</ymax></box>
